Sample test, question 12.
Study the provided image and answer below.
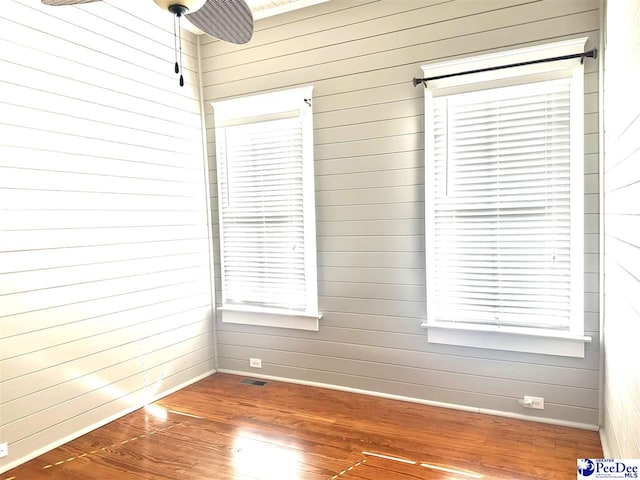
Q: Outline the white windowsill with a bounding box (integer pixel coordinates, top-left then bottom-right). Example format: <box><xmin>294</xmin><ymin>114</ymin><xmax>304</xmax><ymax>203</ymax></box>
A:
<box><xmin>218</xmin><ymin>306</ymin><xmax>322</xmax><ymax>331</ymax></box>
<box><xmin>421</xmin><ymin>322</ymin><xmax>591</xmax><ymax>358</ymax></box>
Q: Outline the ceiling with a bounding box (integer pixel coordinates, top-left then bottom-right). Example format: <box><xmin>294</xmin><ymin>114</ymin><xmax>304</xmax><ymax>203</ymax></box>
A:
<box><xmin>247</xmin><ymin>0</ymin><xmax>330</xmax><ymax>20</ymax></box>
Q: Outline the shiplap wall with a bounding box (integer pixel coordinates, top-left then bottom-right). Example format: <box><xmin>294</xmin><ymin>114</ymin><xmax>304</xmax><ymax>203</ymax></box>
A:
<box><xmin>202</xmin><ymin>0</ymin><xmax>601</xmax><ymax>426</ymax></box>
<box><xmin>0</xmin><ymin>0</ymin><xmax>214</xmax><ymax>473</ymax></box>
<box><xmin>600</xmin><ymin>0</ymin><xmax>640</xmax><ymax>458</ymax></box>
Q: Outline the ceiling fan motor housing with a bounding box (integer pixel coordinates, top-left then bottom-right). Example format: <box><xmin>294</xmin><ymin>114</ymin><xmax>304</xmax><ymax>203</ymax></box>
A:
<box><xmin>152</xmin><ymin>0</ymin><xmax>207</xmax><ymax>14</ymax></box>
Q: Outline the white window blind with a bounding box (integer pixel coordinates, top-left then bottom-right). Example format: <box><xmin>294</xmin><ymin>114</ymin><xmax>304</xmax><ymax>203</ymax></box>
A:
<box><xmin>217</xmin><ymin>115</ymin><xmax>307</xmax><ymax>310</ymax></box>
<box><xmin>212</xmin><ymin>86</ymin><xmax>319</xmax><ymax>328</ymax></box>
<box><xmin>428</xmin><ymin>78</ymin><xmax>578</xmax><ymax>331</ymax></box>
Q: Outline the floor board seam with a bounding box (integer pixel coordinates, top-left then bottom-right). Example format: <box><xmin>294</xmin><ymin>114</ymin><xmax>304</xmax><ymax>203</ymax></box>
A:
<box><xmin>33</xmin><ymin>420</ymin><xmax>190</xmax><ymax>477</ymax></box>
<box><xmin>330</xmin><ymin>457</ymin><xmax>367</xmax><ymax>479</ymax></box>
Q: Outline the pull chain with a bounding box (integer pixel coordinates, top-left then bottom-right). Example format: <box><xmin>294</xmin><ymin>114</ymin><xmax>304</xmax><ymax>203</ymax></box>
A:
<box><xmin>173</xmin><ymin>14</ymin><xmax>179</xmax><ymax>74</ymax></box>
<box><xmin>168</xmin><ymin>5</ymin><xmax>186</xmax><ymax>88</ymax></box>
<box><xmin>178</xmin><ymin>14</ymin><xmax>184</xmax><ymax>87</ymax></box>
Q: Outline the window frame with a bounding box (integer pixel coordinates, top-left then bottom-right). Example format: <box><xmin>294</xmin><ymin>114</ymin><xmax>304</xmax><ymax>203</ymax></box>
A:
<box><xmin>211</xmin><ymin>86</ymin><xmax>321</xmax><ymax>331</ymax></box>
<box><xmin>421</xmin><ymin>38</ymin><xmax>592</xmax><ymax>357</ymax></box>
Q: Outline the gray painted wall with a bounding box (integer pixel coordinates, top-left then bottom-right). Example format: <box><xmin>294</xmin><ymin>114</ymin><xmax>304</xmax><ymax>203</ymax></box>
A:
<box><xmin>600</xmin><ymin>0</ymin><xmax>640</xmax><ymax>459</ymax></box>
<box><xmin>202</xmin><ymin>0</ymin><xmax>601</xmax><ymax>426</ymax></box>
<box><xmin>0</xmin><ymin>1</ymin><xmax>215</xmax><ymax>473</ymax></box>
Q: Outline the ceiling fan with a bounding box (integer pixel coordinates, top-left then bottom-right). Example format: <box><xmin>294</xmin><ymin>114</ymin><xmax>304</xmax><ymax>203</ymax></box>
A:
<box><xmin>42</xmin><ymin>0</ymin><xmax>254</xmax><ymax>86</ymax></box>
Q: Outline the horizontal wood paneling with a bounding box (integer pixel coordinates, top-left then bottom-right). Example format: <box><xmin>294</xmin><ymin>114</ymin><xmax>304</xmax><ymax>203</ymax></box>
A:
<box><xmin>203</xmin><ymin>2</ymin><xmax>591</xmax><ymax>87</ymax></box>
<box><xmin>601</xmin><ymin>0</ymin><xmax>640</xmax><ymax>459</ymax></box>
<box><xmin>0</xmin><ymin>240</ymin><xmax>209</xmax><ymax>273</ymax></box>
<box><xmin>2</xmin><ymin>300</ymin><xmax>212</xmax><ymax>373</ymax></box>
<box><xmin>0</xmin><ymin>0</ymin><xmax>214</xmax><ymax>474</ymax></box>
<box><xmin>203</xmin><ymin>0</ymin><xmax>601</xmax><ymax>427</ymax></box>
<box><xmin>1</xmin><ymin>327</ymin><xmax>212</xmax><ymax>427</ymax></box>
<box><xmin>221</xmin><ymin>358</ymin><xmax>598</xmax><ymax>425</ymax></box>
<box><xmin>218</xmin><ymin>344</ymin><xmax>598</xmax><ymax>409</ymax></box>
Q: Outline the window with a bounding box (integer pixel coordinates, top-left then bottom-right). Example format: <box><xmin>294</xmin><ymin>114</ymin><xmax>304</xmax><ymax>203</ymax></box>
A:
<box><xmin>422</xmin><ymin>39</ymin><xmax>591</xmax><ymax>357</ymax></box>
<box><xmin>212</xmin><ymin>86</ymin><xmax>320</xmax><ymax>331</ymax></box>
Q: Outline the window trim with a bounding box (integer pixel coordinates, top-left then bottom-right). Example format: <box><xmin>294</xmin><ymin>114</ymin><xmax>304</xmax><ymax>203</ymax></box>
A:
<box><xmin>422</xmin><ymin>38</ymin><xmax>591</xmax><ymax>357</ymax></box>
<box><xmin>211</xmin><ymin>86</ymin><xmax>320</xmax><ymax>331</ymax></box>
<box><xmin>421</xmin><ymin>322</ymin><xmax>592</xmax><ymax>358</ymax></box>
<box><xmin>218</xmin><ymin>307</ymin><xmax>321</xmax><ymax>332</ymax></box>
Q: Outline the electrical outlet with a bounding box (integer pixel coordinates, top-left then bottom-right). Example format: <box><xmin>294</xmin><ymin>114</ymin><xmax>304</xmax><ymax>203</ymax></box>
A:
<box><xmin>523</xmin><ymin>396</ymin><xmax>545</xmax><ymax>410</ymax></box>
<box><xmin>249</xmin><ymin>358</ymin><xmax>262</xmax><ymax>368</ymax></box>
<box><xmin>0</xmin><ymin>442</ymin><xmax>8</xmax><ymax>458</ymax></box>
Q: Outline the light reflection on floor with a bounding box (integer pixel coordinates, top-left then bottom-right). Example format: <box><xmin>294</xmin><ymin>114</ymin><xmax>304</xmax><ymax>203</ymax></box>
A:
<box><xmin>232</xmin><ymin>430</ymin><xmax>303</xmax><ymax>480</ymax></box>
<box><xmin>144</xmin><ymin>404</ymin><xmax>168</xmax><ymax>421</ymax></box>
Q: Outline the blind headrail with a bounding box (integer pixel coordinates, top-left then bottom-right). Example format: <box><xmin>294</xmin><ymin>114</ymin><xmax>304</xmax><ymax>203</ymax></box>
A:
<box><xmin>413</xmin><ymin>48</ymin><xmax>597</xmax><ymax>88</ymax></box>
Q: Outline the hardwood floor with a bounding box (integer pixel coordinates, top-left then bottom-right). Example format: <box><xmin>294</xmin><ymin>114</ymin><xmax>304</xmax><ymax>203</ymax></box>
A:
<box><xmin>3</xmin><ymin>373</ymin><xmax>602</xmax><ymax>480</ymax></box>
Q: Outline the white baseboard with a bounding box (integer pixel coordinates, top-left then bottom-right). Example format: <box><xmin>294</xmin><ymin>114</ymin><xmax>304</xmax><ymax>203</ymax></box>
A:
<box><xmin>218</xmin><ymin>369</ymin><xmax>599</xmax><ymax>431</ymax></box>
<box><xmin>599</xmin><ymin>428</ymin><xmax>617</xmax><ymax>458</ymax></box>
<box><xmin>599</xmin><ymin>430</ymin><xmax>610</xmax><ymax>457</ymax></box>
<box><xmin>0</xmin><ymin>368</ymin><xmax>216</xmax><ymax>475</ymax></box>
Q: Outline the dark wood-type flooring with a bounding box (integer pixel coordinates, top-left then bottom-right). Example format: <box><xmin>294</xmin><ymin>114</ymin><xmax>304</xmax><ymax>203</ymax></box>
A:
<box><xmin>4</xmin><ymin>373</ymin><xmax>602</xmax><ymax>480</ymax></box>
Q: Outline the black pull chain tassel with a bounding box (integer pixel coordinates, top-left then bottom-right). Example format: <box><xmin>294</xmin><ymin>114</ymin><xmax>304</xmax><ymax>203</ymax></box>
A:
<box><xmin>173</xmin><ymin>14</ymin><xmax>180</xmax><ymax>75</ymax></box>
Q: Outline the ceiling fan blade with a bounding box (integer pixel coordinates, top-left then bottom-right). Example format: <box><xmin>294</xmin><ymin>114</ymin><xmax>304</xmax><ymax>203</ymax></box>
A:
<box><xmin>186</xmin><ymin>0</ymin><xmax>253</xmax><ymax>44</ymax></box>
<box><xmin>42</xmin><ymin>0</ymin><xmax>101</xmax><ymax>5</ymax></box>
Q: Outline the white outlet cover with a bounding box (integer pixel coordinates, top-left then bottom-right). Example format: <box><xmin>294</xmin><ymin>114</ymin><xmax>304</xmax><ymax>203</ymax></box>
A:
<box><xmin>249</xmin><ymin>358</ymin><xmax>262</xmax><ymax>368</ymax></box>
<box><xmin>523</xmin><ymin>396</ymin><xmax>545</xmax><ymax>410</ymax></box>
